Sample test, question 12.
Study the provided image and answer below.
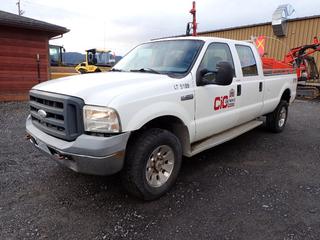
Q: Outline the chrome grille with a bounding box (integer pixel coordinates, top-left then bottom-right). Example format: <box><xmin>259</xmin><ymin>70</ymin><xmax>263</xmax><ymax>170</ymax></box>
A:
<box><xmin>29</xmin><ymin>90</ymin><xmax>84</xmax><ymax>141</ymax></box>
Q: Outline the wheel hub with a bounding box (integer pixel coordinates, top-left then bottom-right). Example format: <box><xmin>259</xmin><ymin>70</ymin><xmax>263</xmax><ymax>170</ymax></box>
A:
<box><xmin>278</xmin><ymin>107</ymin><xmax>287</xmax><ymax>127</ymax></box>
<box><xmin>146</xmin><ymin>145</ymin><xmax>175</xmax><ymax>188</ymax></box>
<box><xmin>154</xmin><ymin>160</ymin><xmax>162</xmax><ymax>172</ymax></box>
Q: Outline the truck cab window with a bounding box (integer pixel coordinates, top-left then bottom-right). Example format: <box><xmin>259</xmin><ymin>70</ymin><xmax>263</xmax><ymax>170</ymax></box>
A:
<box><xmin>199</xmin><ymin>42</ymin><xmax>235</xmax><ymax>81</ymax></box>
<box><xmin>235</xmin><ymin>45</ymin><xmax>258</xmax><ymax>76</ymax></box>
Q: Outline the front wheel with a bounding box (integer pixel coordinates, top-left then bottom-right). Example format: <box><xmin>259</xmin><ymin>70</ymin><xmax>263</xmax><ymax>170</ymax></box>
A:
<box><xmin>121</xmin><ymin>128</ymin><xmax>182</xmax><ymax>200</ymax></box>
<box><xmin>266</xmin><ymin>100</ymin><xmax>289</xmax><ymax>133</ymax></box>
<box><xmin>78</xmin><ymin>68</ymin><xmax>87</xmax><ymax>74</ymax></box>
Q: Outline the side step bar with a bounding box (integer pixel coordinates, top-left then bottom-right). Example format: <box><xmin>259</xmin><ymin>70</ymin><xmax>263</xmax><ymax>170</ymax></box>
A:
<box><xmin>189</xmin><ymin>120</ymin><xmax>263</xmax><ymax>157</ymax></box>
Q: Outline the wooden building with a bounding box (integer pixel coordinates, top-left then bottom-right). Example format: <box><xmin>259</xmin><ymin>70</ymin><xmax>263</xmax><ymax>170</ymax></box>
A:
<box><xmin>0</xmin><ymin>10</ymin><xmax>68</xmax><ymax>101</ymax></box>
<box><xmin>198</xmin><ymin>15</ymin><xmax>320</xmax><ymax>67</ymax></box>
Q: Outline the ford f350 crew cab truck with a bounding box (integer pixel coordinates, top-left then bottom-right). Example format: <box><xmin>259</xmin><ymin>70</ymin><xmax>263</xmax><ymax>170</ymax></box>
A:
<box><xmin>26</xmin><ymin>37</ymin><xmax>297</xmax><ymax>200</ymax></box>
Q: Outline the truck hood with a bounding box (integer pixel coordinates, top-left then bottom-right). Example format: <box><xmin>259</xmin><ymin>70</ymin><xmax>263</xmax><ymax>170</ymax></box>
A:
<box><xmin>33</xmin><ymin>72</ymin><xmax>173</xmax><ymax>105</ymax></box>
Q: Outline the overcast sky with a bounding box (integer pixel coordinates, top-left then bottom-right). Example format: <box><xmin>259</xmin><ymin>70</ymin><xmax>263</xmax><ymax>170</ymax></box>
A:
<box><xmin>1</xmin><ymin>0</ymin><xmax>320</xmax><ymax>55</ymax></box>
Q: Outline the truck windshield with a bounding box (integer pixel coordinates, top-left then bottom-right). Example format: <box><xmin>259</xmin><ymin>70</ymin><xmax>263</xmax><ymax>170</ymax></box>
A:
<box><xmin>114</xmin><ymin>40</ymin><xmax>203</xmax><ymax>75</ymax></box>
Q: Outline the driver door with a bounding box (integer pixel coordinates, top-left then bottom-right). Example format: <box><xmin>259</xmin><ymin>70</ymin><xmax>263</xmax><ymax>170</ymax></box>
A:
<box><xmin>194</xmin><ymin>42</ymin><xmax>239</xmax><ymax>142</ymax></box>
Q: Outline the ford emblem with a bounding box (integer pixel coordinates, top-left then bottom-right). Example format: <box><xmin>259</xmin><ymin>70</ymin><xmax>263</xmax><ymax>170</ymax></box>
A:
<box><xmin>38</xmin><ymin>109</ymin><xmax>47</xmax><ymax>118</ymax></box>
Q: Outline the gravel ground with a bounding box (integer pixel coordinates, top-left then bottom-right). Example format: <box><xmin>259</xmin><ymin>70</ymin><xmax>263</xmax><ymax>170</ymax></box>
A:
<box><xmin>0</xmin><ymin>100</ymin><xmax>320</xmax><ymax>240</ymax></box>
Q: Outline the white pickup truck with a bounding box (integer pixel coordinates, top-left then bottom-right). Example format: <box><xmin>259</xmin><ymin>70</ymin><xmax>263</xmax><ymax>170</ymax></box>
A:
<box><xmin>26</xmin><ymin>37</ymin><xmax>297</xmax><ymax>200</ymax></box>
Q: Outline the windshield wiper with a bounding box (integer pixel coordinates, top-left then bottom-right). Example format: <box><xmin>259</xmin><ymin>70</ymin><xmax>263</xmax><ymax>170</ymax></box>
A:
<box><xmin>111</xmin><ymin>68</ymin><xmax>123</xmax><ymax>72</ymax></box>
<box><xmin>130</xmin><ymin>68</ymin><xmax>160</xmax><ymax>74</ymax></box>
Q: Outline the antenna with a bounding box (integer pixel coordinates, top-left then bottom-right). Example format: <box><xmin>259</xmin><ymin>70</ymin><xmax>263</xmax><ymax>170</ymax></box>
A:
<box><xmin>189</xmin><ymin>1</ymin><xmax>197</xmax><ymax>36</ymax></box>
<box><xmin>16</xmin><ymin>0</ymin><xmax>25</xmax><ymax>16</ymax></box>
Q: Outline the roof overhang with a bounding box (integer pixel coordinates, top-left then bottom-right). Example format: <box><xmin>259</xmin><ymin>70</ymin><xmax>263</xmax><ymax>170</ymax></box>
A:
<box><xmin>0</xmin><ymin>10</ymin><xmax>69</xmax><ymax>38</ymax></box>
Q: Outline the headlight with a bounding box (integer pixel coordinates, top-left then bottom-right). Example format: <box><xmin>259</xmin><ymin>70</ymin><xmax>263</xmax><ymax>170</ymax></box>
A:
<box><xmin>83</xmin><ymin>105</ymin><xmax>121</xmax><ymax>133</ymax></box>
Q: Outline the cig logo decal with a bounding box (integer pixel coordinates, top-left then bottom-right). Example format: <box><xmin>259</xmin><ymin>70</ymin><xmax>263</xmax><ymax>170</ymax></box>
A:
<box><xmin>213</xmin><ymin>89</ymin><xmax>236</xmax><ymax>111</ymax></box>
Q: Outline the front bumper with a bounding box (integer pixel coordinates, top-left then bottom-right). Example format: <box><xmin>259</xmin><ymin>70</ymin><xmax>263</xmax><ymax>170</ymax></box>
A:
<box><xmin>26</xmin><ymin>115</ymin><xmax>130</xmax><ymax>175</ymax></box>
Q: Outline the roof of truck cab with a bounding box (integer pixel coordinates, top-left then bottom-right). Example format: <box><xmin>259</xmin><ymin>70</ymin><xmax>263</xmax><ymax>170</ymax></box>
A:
<box><xmin>151</xmin><ymin>36</ymin><xmax>253</xmax><ymax>45</ymax></box>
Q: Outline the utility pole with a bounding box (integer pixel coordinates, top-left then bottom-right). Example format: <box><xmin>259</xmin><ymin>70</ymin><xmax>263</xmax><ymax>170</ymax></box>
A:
<box><xmin>16</xmin><ymin>0</ymin><xmax>25</xmax><ymax>16</ymax></box>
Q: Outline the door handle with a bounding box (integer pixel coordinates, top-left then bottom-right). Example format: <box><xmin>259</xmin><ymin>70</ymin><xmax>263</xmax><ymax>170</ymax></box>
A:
<box><xmin>181</xmin><ymin>94</ymin><xmax>194</xmax><ymax>101</ymax></box>
<box><xmin>259</xmin><ymin>82</ymin><xmax>263</xmax><ymax>92</ymax></box>
<box><xmin>237</xmin><ymin>84</ymin><xmax>241</xmax><ymax>96</ymax></box>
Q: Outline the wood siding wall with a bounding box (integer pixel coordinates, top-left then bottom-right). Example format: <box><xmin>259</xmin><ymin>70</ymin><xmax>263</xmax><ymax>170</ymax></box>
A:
<box><xmin>199</xmin><ymin>17</ymin><xmax>320</xmax><ymax>67</ymax></box>
<box><xmin>0</xmin><ymin>26</ymin><xmax>50</xmax><ymax>101</ymax></box>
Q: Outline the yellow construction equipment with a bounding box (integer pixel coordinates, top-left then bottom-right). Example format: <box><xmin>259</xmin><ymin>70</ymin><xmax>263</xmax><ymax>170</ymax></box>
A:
<box><xmin>75</xmin><ymin>49</ymin><xmax>115</xmax><ymax>74</ymax></box>
<box><xmin>49</xmin><ymin>44</ymin><xmax>78</xmax><ymax>79</ymax></box>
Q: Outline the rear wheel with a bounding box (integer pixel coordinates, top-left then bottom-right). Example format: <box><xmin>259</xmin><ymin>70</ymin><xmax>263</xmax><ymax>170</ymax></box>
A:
<box><xmin>266</xmin><ymin>100</ymin><xmax>288</xmax><ymax>133</ymax></box>
<box><xmin>121</xmin><ymin>128</ymin><xmax>182</xmax><ymax>200</ymax></box>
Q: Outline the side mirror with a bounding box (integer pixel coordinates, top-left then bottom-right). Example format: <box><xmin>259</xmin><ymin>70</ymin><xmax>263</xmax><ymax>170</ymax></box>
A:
<box><xmin>215</xmin><ymin>61</ymin><xmax>234</xmax><ymax>86</ymax></box>
<box><xmin>197</xmin><ymin>62</ymin><xmax>234</xmax><ymax>86</ymax></box>
<box><xmin>196</xmin><ymin>68</ymin><xmax>211</xmax><ymax>86</ymax></box>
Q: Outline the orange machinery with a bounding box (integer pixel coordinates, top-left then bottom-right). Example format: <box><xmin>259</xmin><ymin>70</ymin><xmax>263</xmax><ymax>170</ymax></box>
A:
<box><xmin>256</xmin><ymin>36</ymin><xmax>320</xmax><ymax>81</ymax></box>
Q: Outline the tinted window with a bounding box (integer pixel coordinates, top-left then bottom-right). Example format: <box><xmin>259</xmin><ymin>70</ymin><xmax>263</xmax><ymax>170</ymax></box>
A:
<box><xmin>198</xmin><ymin>42</ymin><xmax>235</xmax><ymax>82</ymax></box>
<box><xmin>199</xmin><ymin>43</ymin><xmax>234</xmax><ymax>72</ymax></box>
<box><xmin>235</xmin><ymin>45</ymin><xmax>258</xmax><ymax>76</ymax></box>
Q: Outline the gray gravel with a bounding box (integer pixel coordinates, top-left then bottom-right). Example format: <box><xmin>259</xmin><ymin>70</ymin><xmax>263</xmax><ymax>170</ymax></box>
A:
<box><xmin>0</xmin><ymin>100</ymin><xmax>320</xmax><ymax>240</ymax></box>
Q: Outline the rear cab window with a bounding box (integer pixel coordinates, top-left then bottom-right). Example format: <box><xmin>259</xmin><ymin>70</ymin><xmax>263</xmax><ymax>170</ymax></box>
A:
<box><xmin>235</xmin><ymin>45</ymin><xmax>258</xmax><ymax>77</ymax></box>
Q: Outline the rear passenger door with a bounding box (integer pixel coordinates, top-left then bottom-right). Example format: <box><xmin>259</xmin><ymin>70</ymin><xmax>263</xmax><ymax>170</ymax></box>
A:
<box><xmin>235</xmin><ymin>44</ymin><xmax>264</xmax><ymax>124</ymax></box>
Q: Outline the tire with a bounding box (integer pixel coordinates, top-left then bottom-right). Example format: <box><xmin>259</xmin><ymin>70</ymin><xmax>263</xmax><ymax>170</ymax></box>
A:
<box><xmin>121</xmin><ymin>128</ymin><xmax>182</xmax><ymax>200</ymax></box>
<box><xmin>266</xmin><ymin>100</ymin><xmax>289</xmax><ymax>133</ymax></box>
<box><xmin>79</xmin><ymin>69</ymin><xmax>87</xmax><ymax>74</ymax></box>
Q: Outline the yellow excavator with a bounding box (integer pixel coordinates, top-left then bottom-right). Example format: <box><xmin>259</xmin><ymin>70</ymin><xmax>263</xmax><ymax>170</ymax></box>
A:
<box><xmin>75</xmin><ymin>49</ymin><xmax>116</xmax><ymax>74</ymax></box>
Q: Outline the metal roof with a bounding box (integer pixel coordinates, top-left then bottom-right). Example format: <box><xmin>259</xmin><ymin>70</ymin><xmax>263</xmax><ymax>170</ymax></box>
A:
<box><xmin>0</xmin><ymin>10</ymin><xmax>69</xmax><ymax>37</ymax></box>
<box><xmin>155</xmin><ymin>14</ymin><xmax>320</xmax><ymax>41</ymax></box>
<box><xmin>199</xmin><ymin>14</ymin><xmax>320</xmax><ymax>35</ymax></box>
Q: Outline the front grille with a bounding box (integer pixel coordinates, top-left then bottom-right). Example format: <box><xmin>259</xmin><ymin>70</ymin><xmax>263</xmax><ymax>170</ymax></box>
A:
<box><xmin>29</xmin><ymin>90</ymin><xmax>84</xmax><ymax>141</ymax></box>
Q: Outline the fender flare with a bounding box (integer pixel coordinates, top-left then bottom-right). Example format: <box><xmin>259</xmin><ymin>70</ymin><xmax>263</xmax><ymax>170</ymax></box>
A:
<box><xmin>120</xmin><ymin>101</ymin><xmax>195</xmax><ymax>141</ymax></box>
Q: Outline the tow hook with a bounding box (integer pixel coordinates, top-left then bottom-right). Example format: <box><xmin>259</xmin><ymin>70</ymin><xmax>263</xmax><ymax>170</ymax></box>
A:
<box><xmin>25</xmin><ymin>134</ymin><xmax>31</xmax><ymax>140</ymax></box>
<box><xmin>54</xmin><ymin>153</ymin><xmax>65</xmax><ymax>160</ymax></box>
<box><xmin>53</xmin><ymin>153</ymin><xmax>73</xmax><ymax>161</ymax></box>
